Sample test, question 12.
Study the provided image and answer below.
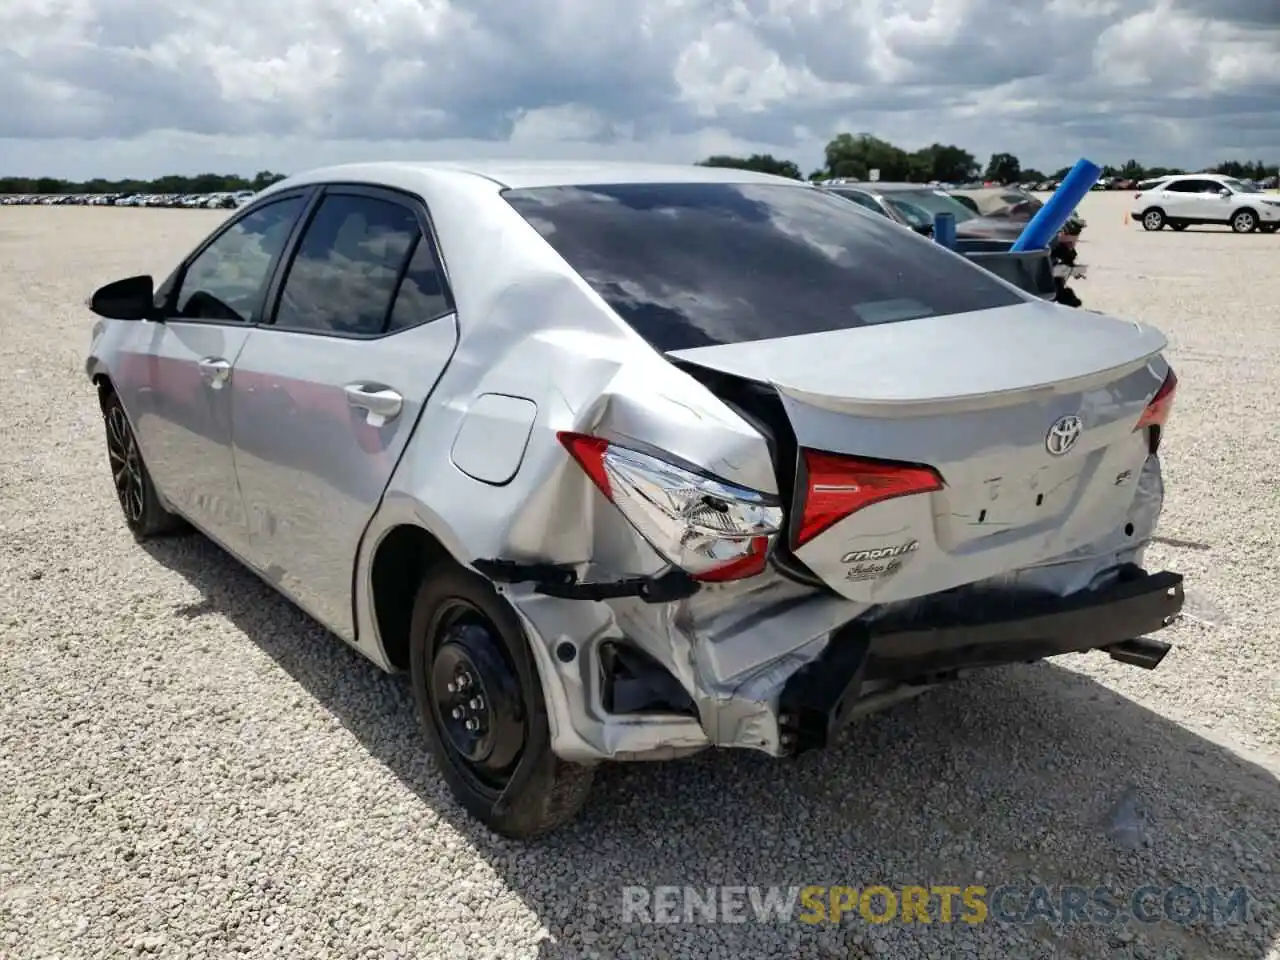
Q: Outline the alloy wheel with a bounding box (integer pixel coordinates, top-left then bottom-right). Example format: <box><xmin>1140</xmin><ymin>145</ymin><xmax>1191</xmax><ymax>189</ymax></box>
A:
<box><xmin>105</xmin><ymin>406</ymin><xmax>145</xmax><ymax>522</ymax></box>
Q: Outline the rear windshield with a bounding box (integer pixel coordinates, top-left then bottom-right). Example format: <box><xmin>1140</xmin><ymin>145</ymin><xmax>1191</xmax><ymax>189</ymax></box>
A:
<box><xmin>878</xmin><ymin>189</ymin><xmax>977</xmax><ymax>227</ymax></box>
<box><xmin>503</xmin><ymin>182</ymin><xmax>1027</xmax><ymax>352</ymax></box>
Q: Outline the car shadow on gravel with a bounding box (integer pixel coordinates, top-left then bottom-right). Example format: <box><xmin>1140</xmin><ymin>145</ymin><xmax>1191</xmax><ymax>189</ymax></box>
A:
<box><xmin>143</xmin><ymin>535</ymin><xmax>1279</xmax><ymax>960</ymax></box>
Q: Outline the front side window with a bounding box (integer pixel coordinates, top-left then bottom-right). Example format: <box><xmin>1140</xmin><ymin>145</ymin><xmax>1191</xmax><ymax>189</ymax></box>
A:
<box><xmin>273</xmin><ymin>194</ymin><xmax>419</xmax><ymax>335</ymax></box>
<box><xmin>174</xmin><ymin>196</ymin><xmax>306</xmax><ymax>322</ymax></box>
<box><xmin>1222</xmin><ymin>178</ymin><xmax>1260</xmax><ymax>194</ymax></box>
<box><xmin>504</xmin><ymin>181</ymin><xmax>1027</xmax><ymax>352</ymax></box>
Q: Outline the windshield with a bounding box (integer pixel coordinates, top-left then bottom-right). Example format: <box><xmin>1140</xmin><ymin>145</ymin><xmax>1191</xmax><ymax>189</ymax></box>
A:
<box><xmin>503</xmin><ymin>182</ymin><xmax>1025</xmax><ymax>352</ymax></box>
<box><xmin>879</xmin><ymin>189</ymin><xmax>976</xmax><ymax>228</ymax></box>
<box><xmin>1224</xmin><ymin>178</ymin><xmax>1261</xmax><ymax>194</ymax></box>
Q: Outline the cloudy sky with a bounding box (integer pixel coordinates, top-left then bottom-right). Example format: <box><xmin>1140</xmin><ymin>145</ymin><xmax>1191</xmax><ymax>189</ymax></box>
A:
<box><xmin>1</xmin><ymin>0</ymin><xmax>1278</xmax><ymax>180</ymax></box>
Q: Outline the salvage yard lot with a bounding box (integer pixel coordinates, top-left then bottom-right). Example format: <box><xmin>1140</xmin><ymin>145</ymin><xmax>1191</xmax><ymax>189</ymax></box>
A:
<box><xmin>1</xmin><ymin>192</ymin><xmax>1277</xmax><ymax>960</ymax></box>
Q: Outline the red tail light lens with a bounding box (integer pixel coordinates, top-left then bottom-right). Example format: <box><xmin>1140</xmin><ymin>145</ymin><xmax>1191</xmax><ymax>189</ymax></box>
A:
<box><xmin>558</xmin><ymin>432</ymin><xmax>785</xmax><ymax>582</ymax></box>
<box><xmin>1135</xmin><ymin>368</ymin><xmax>1177</xmax><ymax>431</ymax></box>
<box><xmin>794</xmin><ymin>450</ymin><xmax>944</xmax><ymax>549</ymax></box>
<box><xmin>559</xmin><ymin>433</ymin><xmax>612</xmax><ymax>493</ymax></box>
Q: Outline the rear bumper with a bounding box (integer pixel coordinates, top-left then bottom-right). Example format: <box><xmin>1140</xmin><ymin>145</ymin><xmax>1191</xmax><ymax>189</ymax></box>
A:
<box><xmin>777</xmin><ymin>566</ymin><xmax>1184</xmax><ymax>753</ymax></box>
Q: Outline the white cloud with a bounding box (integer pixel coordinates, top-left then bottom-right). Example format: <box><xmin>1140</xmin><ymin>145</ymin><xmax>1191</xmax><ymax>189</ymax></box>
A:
<box><xmin>0</xmin><ymin>0</ymin><xmax>1276</xmax><ymax>178</ymax></box>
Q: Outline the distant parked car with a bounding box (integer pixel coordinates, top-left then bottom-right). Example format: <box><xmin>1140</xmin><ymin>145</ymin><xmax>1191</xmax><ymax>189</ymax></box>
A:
<box><xmin>1132</xmin><ymin>173</ymin><xmax>1280</xmax><ymax>233</ymax></box>
<box><xmin>947</xmin><ymin>186</ymin><xmax>1041</xmax><ymax>220</ymax></box>
<box><xmin>821</xmin><ymin>181</ymin><xmax>1020</xmax><ymax>238</ymax></box>
<box><xmin>944</xmin><ymin>186</ymin><xmax>1086</xmax><ymax>240</ymax></box>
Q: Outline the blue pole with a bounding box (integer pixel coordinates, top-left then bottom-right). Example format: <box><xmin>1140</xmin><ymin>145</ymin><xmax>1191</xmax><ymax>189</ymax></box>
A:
<box><xmin>932</xmin><ymin>212</ymin><xmax>956</xmax><ymax>250</ymax></box>
<box><xmin>1011</xmin><ymin>158</ymin><xmax>1101</xmax><ymax>252</ymax></box>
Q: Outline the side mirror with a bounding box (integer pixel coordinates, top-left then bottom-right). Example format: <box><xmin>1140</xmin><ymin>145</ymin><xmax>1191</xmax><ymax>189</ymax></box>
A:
<box><xmin>88</xmin><ymin>275</ymin><xmax>158</xmax><ymax>321</ymax></box>
<box><xmin>1218</xmin><ymin>188</ymin><xmax>1231</xmax><ymax>197</ymax></box>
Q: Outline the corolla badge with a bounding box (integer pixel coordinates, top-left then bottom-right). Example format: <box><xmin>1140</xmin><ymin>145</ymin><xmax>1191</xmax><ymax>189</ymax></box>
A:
<box><xmin>841</xmin><ymin>540</ymin><xmax>918</xmax><ymax>582</ymax></box>
<box><xmin>1045</xmin><ymin>415</ymin><xmax>1083</xmax><ymax>456</ymax></box>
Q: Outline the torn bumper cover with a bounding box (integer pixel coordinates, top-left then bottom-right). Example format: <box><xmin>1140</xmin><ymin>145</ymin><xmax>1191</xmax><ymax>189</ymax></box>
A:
<box><xmin>778</xmin><ymin>565</ymin><xmax>1184</xmax><ymax>754</ymax></box>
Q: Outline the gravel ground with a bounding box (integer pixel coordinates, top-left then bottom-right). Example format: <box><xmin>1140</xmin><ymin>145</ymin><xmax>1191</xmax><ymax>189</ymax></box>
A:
<box><xmin>1</xmin><ymin>194</ymin><xmax>1277</xmax><ymax>960</ymax></box>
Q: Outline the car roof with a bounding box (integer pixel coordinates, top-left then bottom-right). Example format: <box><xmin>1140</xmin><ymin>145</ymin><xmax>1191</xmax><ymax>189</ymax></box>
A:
<box><xmin>825</xmin><ymin>182</ymin><xmax>928</xmax><ymax>193</ymax></box>
<box><xmin>268</xmin><ymin>159</ymin><xmax>802</xmax><ymax>192</ymax></box>
<box><xmin>949</xmin><ymin>185</ymin><xmax>1028</xmax><ymax>194</ymax></box>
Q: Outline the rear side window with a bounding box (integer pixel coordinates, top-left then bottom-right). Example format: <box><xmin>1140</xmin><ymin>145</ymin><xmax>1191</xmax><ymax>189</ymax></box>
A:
<box><xmin>273</xmin><ymin>194</ymin><xmax>418</xmax><ymax>335</ymax></box>
<box><xmin>504</xmin><ymin>182</ymin><xmax>1026</xmax><ymax>351</ymax></box>
<box><xmin>386</xmin><ymin>236</ymin><xmax>453</xmax><ymax>333</ymax></box>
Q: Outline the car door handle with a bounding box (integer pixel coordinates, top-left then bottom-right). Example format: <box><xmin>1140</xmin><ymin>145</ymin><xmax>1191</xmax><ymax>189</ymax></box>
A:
<box><xmin>344</xmin><ymin>383</ymin><xmax>403</xmax><ymax>426</ymax></box>
<box><xmin>198</xmin><ymin>357</ymin><xmax>231</xmax><ymax>388</ymax></box>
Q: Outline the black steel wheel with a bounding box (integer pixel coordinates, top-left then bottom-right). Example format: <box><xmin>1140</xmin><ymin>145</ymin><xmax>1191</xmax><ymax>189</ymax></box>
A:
<box><xmin>409</xmin><ymin>564</ymin><xmax>595</xmax><ymax>839</ymax></box>
<box><xmin>427</xmin><ymin>600</ymin><xmax>529</xmax><ymax>797</ymax></box>
<box><xmin>101</xmin><ymin>391</ymin><xmax>186</xmax><ymax>538</ymax></box>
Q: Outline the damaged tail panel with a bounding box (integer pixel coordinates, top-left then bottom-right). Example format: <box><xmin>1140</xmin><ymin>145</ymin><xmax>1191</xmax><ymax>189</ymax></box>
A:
<box><xmin>476</xmin><ymin>338</ymin><xmax>1179</xmax><ymax>764</ymax></box>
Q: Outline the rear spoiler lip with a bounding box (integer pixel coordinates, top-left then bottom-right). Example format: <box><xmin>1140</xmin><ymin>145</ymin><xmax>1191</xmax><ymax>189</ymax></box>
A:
<box><xmin>670</xmin><ymin>347</ymin><xmax>1167</xmax><ymax>419</ymax></box>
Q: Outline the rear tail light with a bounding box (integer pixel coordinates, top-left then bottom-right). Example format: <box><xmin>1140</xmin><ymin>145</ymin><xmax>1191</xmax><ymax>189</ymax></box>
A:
<box><xmin>558</xmin><ymin>432</ymin><xmax>784</xmax><ymax>582</ymax></box>
<box><xmin>1135</xmin><ymin>368</ymin><xmax>1177</xmax><ymax>432</ymax></box>
<box><xmin>794</xmin><ymin>450</ymin><xmax>944</xmax><ymax>549</ymax></box>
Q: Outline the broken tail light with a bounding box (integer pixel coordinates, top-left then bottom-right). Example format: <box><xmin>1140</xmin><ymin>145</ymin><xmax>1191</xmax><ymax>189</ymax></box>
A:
<box><xmin>1135</xmin><ymin>368</ymin><xmax>1177</xmax><ymax>432</ymax></box>
<box><xmin>794</xmin><ymin>450</ymin><xmax>944</xmax><ymax>549</ymax></box>
<box><xmin>1134</xmin><ymin>367</ymin><xmax>1177</xmax><ymax>454</ymax></box>
<box><xmin>558</xmin><ymin>433</ymin><xmax>785</xmax><ymax>582</ymax></box>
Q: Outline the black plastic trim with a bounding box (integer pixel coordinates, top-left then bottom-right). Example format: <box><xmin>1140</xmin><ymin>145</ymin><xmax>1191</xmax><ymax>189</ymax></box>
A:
<box><xmin>779</xmin><ymin>567</ymin><xmax>1184</xmax><ymax>753</ymax></box>
<box><xmin>474</xmin><ymin>559</ymin><xmax>701</xmax><ymax>604</ymax></box>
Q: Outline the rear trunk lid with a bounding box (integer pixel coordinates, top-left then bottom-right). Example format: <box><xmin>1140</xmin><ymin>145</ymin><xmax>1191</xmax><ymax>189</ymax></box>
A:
<box><xmin>669</xmin><ymin>300</ymin><xmax>1169</xmax><ymax>603</ymax></box>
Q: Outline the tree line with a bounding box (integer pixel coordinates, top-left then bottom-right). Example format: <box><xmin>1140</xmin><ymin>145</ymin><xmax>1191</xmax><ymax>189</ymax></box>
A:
<box><xmin>699</xmin><ymin>133</ymin><xmax>1279</xmax><ymax>184</ymax></box>
<box><xmin>0</xmin><ymin>170</ymin><xmax>289</xmax><ymax>196</ymax></box>
<box><xmin>4</xmin><ymin>133</ymin><xmax>1277</xmax><ymax>196</ymax></box>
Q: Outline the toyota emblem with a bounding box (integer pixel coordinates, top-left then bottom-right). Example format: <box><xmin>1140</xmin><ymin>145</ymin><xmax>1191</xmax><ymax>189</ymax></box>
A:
<box><xmin>1045</xmin><ymin>415</ymin><xmax>1083</xmax><ymax>456</ymax></box>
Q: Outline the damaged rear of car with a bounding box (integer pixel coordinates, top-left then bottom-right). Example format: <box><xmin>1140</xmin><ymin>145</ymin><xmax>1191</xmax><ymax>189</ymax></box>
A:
<box><xmin>447</xmin><ymin>178</ymin><xmax>1183</xmax><ymax>833</ymax></box>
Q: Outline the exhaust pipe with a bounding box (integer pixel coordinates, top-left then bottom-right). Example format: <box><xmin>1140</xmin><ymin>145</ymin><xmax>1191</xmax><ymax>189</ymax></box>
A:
<box><xmin>1106</xmin><ymin>637</ymin><xmax>1172</xmax><ymax>670</ymax></box>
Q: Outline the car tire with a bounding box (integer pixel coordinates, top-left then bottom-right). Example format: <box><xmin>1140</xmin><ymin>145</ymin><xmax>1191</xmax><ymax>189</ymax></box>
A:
<box><xmin>1171</xmin><ymin>222</ymin><xmax>1188</xmax><ymax>231</ymax></box>
<box><xmin>1231</xmin><ymin>209</ymin><xmax>1258</xmax><ymax>234</ymax></box>
<box><xmin>101</xmin><ymin>390</ymin><xmax>188</xmax><ymax>539</ymax></box>
<box><xmin>1141</xmin><ymin>208</ymin><xmax>1165</xmax><ymax>231</ymax></box>
<box><xmin>408</xmin><ymin>562</ymin><xmax>595</xmax><ymax>839</ymax></box>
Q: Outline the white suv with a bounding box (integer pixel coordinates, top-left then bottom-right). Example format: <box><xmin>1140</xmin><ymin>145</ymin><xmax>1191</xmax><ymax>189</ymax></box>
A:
<box><xmin>1132</xmin><ymin>174</ymin><xmax>1280</xmax><ymax>233</ymax></box>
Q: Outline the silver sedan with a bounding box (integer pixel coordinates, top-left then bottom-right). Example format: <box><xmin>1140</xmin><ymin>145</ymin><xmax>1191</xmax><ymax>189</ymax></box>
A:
<box><xmin>86</xmin><ymin>161</ymin><xmax>1185</xmax><ymax>838</ymax></box>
